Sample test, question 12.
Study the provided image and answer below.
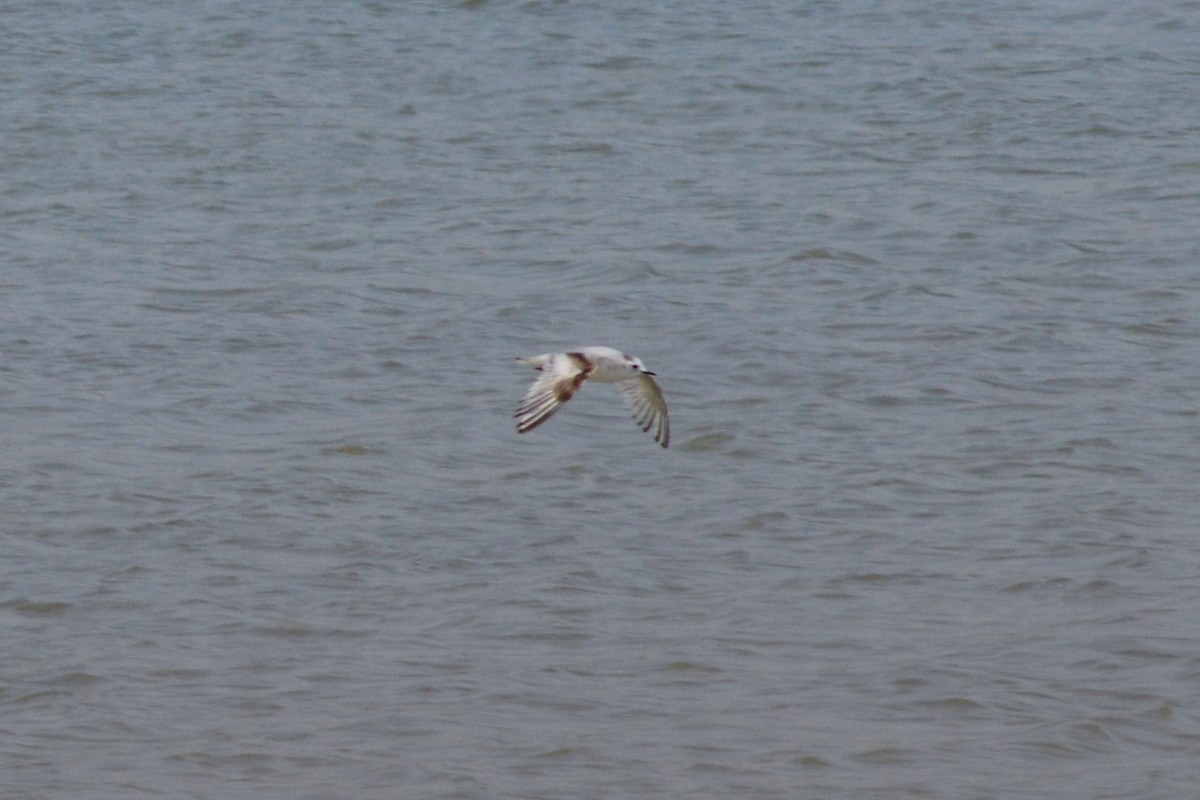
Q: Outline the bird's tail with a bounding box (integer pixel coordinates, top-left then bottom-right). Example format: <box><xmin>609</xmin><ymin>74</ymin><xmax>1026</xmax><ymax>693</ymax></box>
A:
<box><xmin>516</xmin><ymin>354</ymin><xmax>551</xmax><ymax>370</ymax></box>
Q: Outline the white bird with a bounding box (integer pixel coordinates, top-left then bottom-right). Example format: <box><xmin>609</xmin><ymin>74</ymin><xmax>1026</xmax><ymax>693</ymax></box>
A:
<box><xmin>515</xmin><ymin>346</ymin><xmax>670</xmax><ymax>448</ymax></box>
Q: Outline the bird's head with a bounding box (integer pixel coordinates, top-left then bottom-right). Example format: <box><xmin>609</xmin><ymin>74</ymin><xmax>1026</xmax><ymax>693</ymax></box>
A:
<box><xmin>624</xmin><ymin>354</ymin><xmax>654</xmax><ymax>376</ymax></box>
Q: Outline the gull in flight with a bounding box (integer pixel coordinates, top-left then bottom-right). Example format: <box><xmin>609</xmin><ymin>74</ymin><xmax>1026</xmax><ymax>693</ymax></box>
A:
<box><xmin>514</xmin><ymin>346</ymin><xmax>670</xmax><ymax>448</ymax></box>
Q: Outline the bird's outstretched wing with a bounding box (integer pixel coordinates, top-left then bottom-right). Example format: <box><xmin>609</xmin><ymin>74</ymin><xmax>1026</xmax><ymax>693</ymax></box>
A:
<box><xmin>515</xmin><ymin>353</ymin><xmax>591</xmax><ymax>434</ymax></box>
<box><xmin>621</xmin><ymin>373</ymin><xmax>670</xmax><ymax>448</ymax></box>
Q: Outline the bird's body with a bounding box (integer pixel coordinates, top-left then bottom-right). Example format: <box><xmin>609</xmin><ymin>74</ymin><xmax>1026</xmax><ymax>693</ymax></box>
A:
<box><xmin>514</xmin><ymin>346</ymin><xmax>670</xmax><ymax>448</ymax></box>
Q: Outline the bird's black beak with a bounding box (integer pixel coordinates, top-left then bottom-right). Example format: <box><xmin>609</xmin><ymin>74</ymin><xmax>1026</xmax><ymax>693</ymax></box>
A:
<box><xmin>643</xmin><ymin>370</ymin><xmax>656</xmax><ymax>376</ymax></box>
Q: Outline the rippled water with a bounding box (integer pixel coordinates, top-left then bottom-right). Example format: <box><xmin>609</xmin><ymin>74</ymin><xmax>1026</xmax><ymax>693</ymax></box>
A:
<box><xmin>4</xmin><ymin>1</ymin><xmax>1200</xmax><ymax>798</ymax></box>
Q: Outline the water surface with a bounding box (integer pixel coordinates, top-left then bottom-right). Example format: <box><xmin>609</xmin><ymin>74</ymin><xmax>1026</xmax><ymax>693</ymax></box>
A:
<box><xmin>4</xmin><ymin>1</ymin><xmax>1200</xmax><ymax>798</ymax></box>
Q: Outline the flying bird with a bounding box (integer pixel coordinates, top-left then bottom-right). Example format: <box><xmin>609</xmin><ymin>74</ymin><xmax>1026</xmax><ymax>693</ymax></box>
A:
<box><xmin>514</xmin><ymin>346</ymin><xmax>670</xmax><ymax>448</ymax></box>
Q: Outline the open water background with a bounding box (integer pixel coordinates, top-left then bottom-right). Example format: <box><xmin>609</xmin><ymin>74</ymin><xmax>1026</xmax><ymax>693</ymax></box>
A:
<box><xmin>4</xmin><ymin>1</ymin><xmax>1200</xmax><ymax>798</ymax></box>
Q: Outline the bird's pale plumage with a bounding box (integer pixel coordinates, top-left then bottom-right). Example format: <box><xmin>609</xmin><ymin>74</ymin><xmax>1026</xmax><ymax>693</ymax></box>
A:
<box><xmin>515</xmin><ymin>346</ymin><xmax>669</xmax><ymax>448</ymax></box>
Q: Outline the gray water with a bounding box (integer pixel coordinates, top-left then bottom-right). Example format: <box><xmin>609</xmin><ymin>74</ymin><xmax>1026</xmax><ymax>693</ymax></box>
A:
<box><xmin>4</xmin><ymin>1</ymin><xmax>1200</xmax><ymax>798</ymax></box>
